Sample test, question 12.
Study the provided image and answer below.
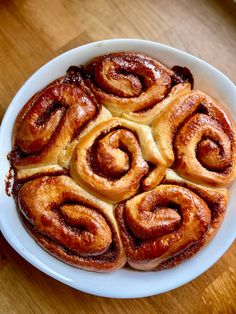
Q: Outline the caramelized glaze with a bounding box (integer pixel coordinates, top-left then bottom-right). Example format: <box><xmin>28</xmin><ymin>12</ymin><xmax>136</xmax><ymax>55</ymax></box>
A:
<box><xmin>84</xmin><ymin>52</ymin><xmax>192</xmax><ymax>124</ymax></box>
<box><xmin>7</xmin><ymin>52</ymin><xmax>236</xmax><ymax>272</ymax></box>
<box><xmin>152</xmin><ymin>90</ymin><xmax>236</xmax><ymax>186</ymax></box>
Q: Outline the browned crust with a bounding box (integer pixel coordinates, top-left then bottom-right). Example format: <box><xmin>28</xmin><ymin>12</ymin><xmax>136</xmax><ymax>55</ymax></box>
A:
<box><xmin>115</xmin><ymin>178</ymin><xmax>228</xmax><ymax>271</ymax></box>
<box><xmin>20</xmin><ymin>212</ymin><xmax>126</xmax><ymax>273</ymax></box>
<box><xmin>7</xmin><ymin>52</ymin><xmax>235</xmax><ymax>273</ymax></box>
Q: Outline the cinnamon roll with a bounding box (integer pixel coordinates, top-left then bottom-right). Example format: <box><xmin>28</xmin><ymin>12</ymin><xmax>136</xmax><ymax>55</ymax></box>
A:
<box><xmin>115</xmin><ymin>169</ymin><xmax>228</xmax><ymax>270</ymax></box>
<box><xmin>11</xmin><ymin>68</ymin><xmax>111</xmax><ymax>181</ymax></box>
<box><xmin>70</xmin><ymin>117</ymin><xmax>167</xmax><ymax>203</ymax></box>
<box><xmin>84</xmin><ymin>52</ymin><xmax>192</xmax><ymax>124</ymax></box>
<box><xmin>152</xmin><ymin>90</ymin><xmax>236</xmax><ymax>186</ymax></box>
<box><xmin>18</xmin><ymin>175</ymin><xmax>126</xmax><ymax>272</ymax></box>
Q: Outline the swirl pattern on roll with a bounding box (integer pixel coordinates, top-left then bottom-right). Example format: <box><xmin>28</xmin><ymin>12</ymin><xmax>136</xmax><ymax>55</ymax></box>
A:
<box><xmin>18</xmin><ymin>175</ymin><xmax>126</xmax><ymax>272</ymax></box>
<box><xmin>70</xmin><ymin>117</ymin><xmax>167</xmax><ymax>203</ymax></box>
<box><xmin>11</xmin><ymin>69</ymin><xmax>111</xmax><ymax>180</ymax></box>
<box><xmin>152</xmin><ymin>90</ymin><xmax>236</xmax><ymax>186</ymax></box>
<box><xmin>84</xmin><ymin>52</ymin><xmax>192</xmax><ymax>124</ymax></box>
<box><xmin>115</xmin><ymin>169</ymin><xmax>228</xmax><ymax>270</ymax></box>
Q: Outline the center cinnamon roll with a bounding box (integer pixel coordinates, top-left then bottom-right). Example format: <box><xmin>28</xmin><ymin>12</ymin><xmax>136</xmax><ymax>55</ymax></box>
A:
<box><xmin>70</xmin><ymin>117</ymin><xmax>167</xmax><ymax>203</ymax></box>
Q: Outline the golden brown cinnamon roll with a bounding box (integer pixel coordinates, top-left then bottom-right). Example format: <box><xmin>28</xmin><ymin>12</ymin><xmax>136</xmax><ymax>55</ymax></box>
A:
<box><xmin>84</xmin><ymin>52</ymin><xmax>191</xmax><ymax>124</ymax></box>
<box><xmin>152</xmin><ymin>91</ymin><xmax>236</xmax><ymax>186</ymax></box>
<box><xmin>70</xmin><ymin>117</ymin><xmax>167</xmax><ymax>203</ymax></box>
<box><xmin>18</xmin><ymin>175</ymin><xmax>126</xmax><ymax>272</ymax></box>
<box><xmin>115</xmin><ymin>169</ymin><xmax>228</xmax><ymax>270</ymax></box>
<box><xmin>11</xmin><ymin>73</ymin><xmax>111</xmax><ymax>181</ymax></box>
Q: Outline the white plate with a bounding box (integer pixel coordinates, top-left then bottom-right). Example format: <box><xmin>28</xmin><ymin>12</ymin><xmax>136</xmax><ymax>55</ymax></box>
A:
<box><xmin>0</xmin><ymin>39</ymin><xmax>235</xmax><ymax>299</ymax></box>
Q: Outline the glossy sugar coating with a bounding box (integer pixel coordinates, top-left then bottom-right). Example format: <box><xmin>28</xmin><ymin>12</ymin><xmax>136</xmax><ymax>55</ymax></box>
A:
<box><xmin>9</xmin><ymin>52</ymin><xmax>236</xmax><ymax>272</ymax></box>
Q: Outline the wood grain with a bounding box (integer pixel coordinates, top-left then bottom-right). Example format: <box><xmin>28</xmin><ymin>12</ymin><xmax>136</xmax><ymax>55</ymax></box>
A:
<box><xmin>0</xmin><ymin>0</ymin><xmax>235</xmax><ymax>312</ymax></box>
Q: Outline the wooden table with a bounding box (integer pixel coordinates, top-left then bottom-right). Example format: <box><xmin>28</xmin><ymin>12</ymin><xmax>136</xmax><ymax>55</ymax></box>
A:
<box><xmin>0</xmin><ymin>0</ymin><xmax>235</xmax><ymax>312</ymax></box>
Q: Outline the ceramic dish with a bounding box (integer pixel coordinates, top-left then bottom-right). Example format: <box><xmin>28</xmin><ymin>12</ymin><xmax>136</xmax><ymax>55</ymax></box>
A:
<box><xmin>0</xmin><ymin>39</ymin><xmax>235</xmax><ymax>298</ymax></box>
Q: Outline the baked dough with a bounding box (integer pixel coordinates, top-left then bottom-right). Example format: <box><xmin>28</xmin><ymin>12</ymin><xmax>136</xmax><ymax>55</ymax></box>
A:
<box><xmin>9</xmin><ymin>52</ymin><xmax>236</xmax><ymax>272</ymax></box>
